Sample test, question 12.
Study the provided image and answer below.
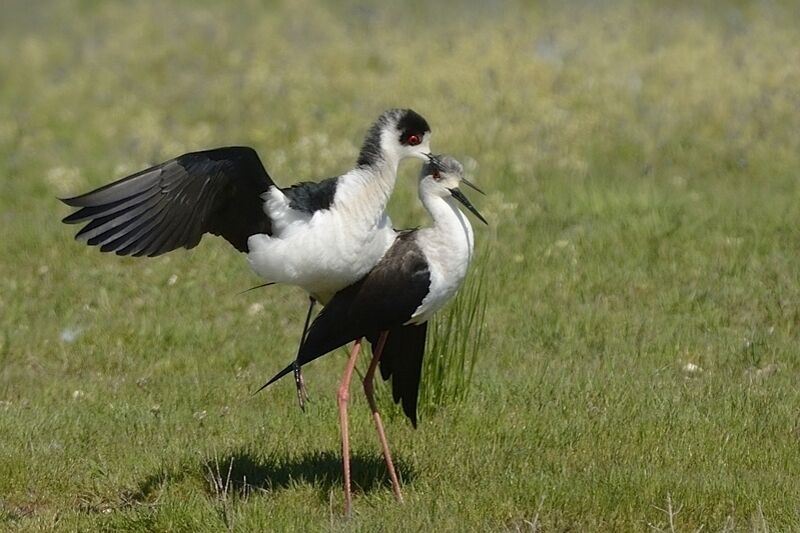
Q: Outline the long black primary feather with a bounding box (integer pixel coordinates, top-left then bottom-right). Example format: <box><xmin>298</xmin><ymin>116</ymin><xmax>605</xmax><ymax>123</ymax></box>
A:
<box><xmin>61</xmin><ymin>146</ymin><xmax>274</xmax><ymax>255</ymax></box>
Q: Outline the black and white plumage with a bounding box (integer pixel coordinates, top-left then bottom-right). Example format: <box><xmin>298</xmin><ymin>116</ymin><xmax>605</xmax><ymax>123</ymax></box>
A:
<box><xmin>61</xmin><ymin>109</ymin><xmax>432</xmax><ymax>304</ymax></box>
<box><xmin>264</xmin><ymin>155</ymin><xmax>486</xmax><ymax>416</ymax></box>
<box><xmin>260</xmin><ymin>155</ymin><xmax>486</xmax><ymax>513</ymax></box>
<box><xmin>61</xmin><ymin>108</ymin><xmax>433</xmax><ymax>411</ymax></box>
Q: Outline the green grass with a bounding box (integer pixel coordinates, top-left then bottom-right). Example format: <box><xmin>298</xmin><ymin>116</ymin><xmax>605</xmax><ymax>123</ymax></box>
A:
<box><xmin>418</xmin><ymin>245</ymin><xmax>488</xmax><ymax>416</ymax></box>
<box><xmin>2</xmin><ymin>0</ymin><xmax>800</xmax><ymax>530</ymax></box>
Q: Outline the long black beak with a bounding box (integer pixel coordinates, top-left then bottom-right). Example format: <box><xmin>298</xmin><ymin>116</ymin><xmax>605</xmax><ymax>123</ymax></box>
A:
<box><xmin>449</xmin><ymin>187</ymin><xmax>488</xmax><ymax>225</ymax></box>
<box><xmin>461</xmin><ymin>177</ymin><xmax>485</xmax><ymax>195</ymax></box>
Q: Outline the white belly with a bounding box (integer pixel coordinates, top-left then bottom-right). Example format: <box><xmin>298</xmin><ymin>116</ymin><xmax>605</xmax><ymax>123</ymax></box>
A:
<box><xmin>407</xmin><ymin>255</ymin><xmax>468</xmax><ymax>324</ymax></box>
<box><xmin>246</xmin><ymin>210</ymin><xmax>395</xmax><ymax>303</ymax></box>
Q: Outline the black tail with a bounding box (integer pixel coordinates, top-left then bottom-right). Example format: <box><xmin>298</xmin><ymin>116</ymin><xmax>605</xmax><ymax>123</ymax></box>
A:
<box><xmin>371</xmin><ymin>322</ymin><xmax>427</xmax><ymax>428</ymax></box>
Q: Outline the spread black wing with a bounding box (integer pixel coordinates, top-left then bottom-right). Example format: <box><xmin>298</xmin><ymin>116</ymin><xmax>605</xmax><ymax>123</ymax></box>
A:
<box><xmin>262</xmin><ymin>232</ymin><xmax>430</xmax><ymax>387</ymax></box>
<box><xmin>371</xmin><ymin>322</ymin><xmax>428</xmax><ymax>427</ymax></box>
<box><xmin>61</xmin><ymin>146</ymin><xmax>274</xmax><ymax>256</ymax></box>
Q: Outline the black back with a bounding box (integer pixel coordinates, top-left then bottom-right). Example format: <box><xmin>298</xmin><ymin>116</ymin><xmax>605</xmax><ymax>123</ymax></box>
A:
<box><xmin>61</xmin><ymin>147</ymin><xmax>274</xmax><ymax>256</ymax></box>
<box><xmin>282</xmin><ymin>176</ymin><xmax>339</xmax><ymax>214</ymax></box>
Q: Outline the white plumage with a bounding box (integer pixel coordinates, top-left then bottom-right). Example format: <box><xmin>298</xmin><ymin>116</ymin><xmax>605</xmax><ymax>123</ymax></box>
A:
<box><xmin>247</xmin><ymin>145</ymin><xmax>419</xmax><ymax>303</ymax></box>
<box><xmin>408</xmin><ymin>165</ymin><xmax>476</xmax><ymax>323</ymax></box>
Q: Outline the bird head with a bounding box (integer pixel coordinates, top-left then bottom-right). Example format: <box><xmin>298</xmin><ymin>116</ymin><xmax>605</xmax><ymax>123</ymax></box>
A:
<box><xmin>419</xmin><ymin>155</ymin><xmax>487</xmax><ymax>225</ymax></box>
<box><xmin>357</xmin><ymin>109</ymin><xmax>432</xmax><ymax>167</ymax></box>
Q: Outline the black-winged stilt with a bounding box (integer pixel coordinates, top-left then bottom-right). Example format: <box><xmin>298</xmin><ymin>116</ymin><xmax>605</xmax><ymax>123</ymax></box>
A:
<box><xmin>261</xmin><ymin>155</ymin><xmax>486</xmax><ymax>515</ymax></box>
<box><xmin>60</xmin><ymin>109</ymin><xmax>433</xmax><ymax>404</ymax></box>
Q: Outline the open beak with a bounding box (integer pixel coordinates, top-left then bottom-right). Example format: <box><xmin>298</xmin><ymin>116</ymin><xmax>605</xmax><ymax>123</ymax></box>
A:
<box><xmin>426</xmin><ymin>154</ymin><xmax>484</xmax><ymax>195</ymax></box>
<box><xmin>449</xmin><ymin>187</ymin><xmax>488</xmax><ymax>225</ymax></box>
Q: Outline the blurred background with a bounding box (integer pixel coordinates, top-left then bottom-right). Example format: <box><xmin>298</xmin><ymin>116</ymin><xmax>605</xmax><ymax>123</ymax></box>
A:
<box><xmin>1</xmin><ymin>1</ymin><xmax>799</xmax><ymax>530</ymax></box>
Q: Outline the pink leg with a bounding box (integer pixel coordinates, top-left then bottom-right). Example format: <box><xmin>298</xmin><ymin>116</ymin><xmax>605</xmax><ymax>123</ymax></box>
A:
<box><xmin>338</xmin><ymin>338</ymin><xmax>362</xmax><ymax>518</ymax></box>
<box><xmin>363</xmin><ymin>331</ymin><xmax>404</xmax><ymax>503</ymax></box>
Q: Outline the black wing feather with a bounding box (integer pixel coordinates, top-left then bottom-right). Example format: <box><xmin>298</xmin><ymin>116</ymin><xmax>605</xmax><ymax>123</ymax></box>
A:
<box><xmin>76</xmin><ymin>192</ymin><xmax>164</xmax><ymax>243</ymax></box>
<box><xmin>282</xmin><ymin>177</ymin><xmax>339</xmax><ymax>214</ymax></box>
<box><xmin>371</xmin><ymin>322</ymin><xmax>428</xmax><ymax>427</ymax></box>
<box><xmin>263</xmin><ymin>232</ymin><xmax>430</xmax><ymax>387</ymax></box>
<box><xmin>61</xmin><ymin>146</ymin><xmax>274</xmax><ymax>255</ymax></box>
<box><xmin>99</xmin><ymin>199</ymin><xmax>171</xmax><ymax>252</ymax></box>
<box><xmin>62</xmin><ymin>186</ymin><xmax>160</xmax><ymax>223</ymax></box>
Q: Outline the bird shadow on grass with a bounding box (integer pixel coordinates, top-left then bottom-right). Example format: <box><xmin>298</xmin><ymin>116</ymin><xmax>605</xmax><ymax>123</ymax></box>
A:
<box><xmin>200</xmin><ymin>449</ymin><xmax>416</xmax><ymax>498</ymax></box>
<box><xmin>127</xmin><ymin>449</ymin><xmax>415</xmax><ymax>504</ymax></box>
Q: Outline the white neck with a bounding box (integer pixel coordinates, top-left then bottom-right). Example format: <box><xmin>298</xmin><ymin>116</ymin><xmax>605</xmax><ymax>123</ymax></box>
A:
<box><xmin>407</xmin><ymin>192</ymin><xmax>475</xmax><ymax>324</ymax></box>
<box><xmin>336</xmin><ymin>150</ymin><xmax>400</xmax><ymax>227</ymax></box>
<box><xmin>418</xmin><ymin>192</ymin><xmax>475</xmax><ymax>271</ymax></box>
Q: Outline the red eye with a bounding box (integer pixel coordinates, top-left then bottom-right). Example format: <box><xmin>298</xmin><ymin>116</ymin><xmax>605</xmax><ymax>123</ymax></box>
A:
<box><xmin>432</xmin><ymin>169</ymin><xmax>441</xmax><ymax>180</ymax></box>
<box><xmin>407</xmin><ymin>134</ymin><xmax>420</xmax><ymax>146</ymax></box>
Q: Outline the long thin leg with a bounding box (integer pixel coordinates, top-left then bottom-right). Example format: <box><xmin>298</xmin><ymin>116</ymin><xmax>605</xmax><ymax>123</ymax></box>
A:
<box><xmin>362</xmin><ymin>331</ymin><xmax>404</xmax><ymax>503</ymax></box>
<box><xmin>338</xmin><ymin>338</ymin><xmax>362</xmax><ymax>518</ymax></box>
<box><xmin>293</xmin><ymin>297</ymin><xmax>316</xmax><ymax>410</ymax></box>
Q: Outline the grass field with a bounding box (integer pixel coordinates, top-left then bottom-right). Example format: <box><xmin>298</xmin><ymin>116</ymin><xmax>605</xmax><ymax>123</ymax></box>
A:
<box><xmin>2</xmin><ymin>1</ymin><xmax>800</xmax><ymax>530</ymax></box>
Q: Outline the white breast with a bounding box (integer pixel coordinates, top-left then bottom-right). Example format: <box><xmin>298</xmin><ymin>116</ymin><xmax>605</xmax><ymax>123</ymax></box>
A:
<box><xmin>407</xmin><ymin>198</ymin><xmax>475</xmax><ymax>324</ymax></box>
<box><xmin>246</xmin><ymin>170</ymin><xmax>397</xmax><ymax>303</ymax></box>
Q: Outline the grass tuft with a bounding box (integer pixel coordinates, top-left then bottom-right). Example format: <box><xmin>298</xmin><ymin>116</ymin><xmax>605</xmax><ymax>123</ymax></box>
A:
<box><xmin>418</xmin><ymin>246</ymin><xmax>488</xmax><ymax>418</ymax></box>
